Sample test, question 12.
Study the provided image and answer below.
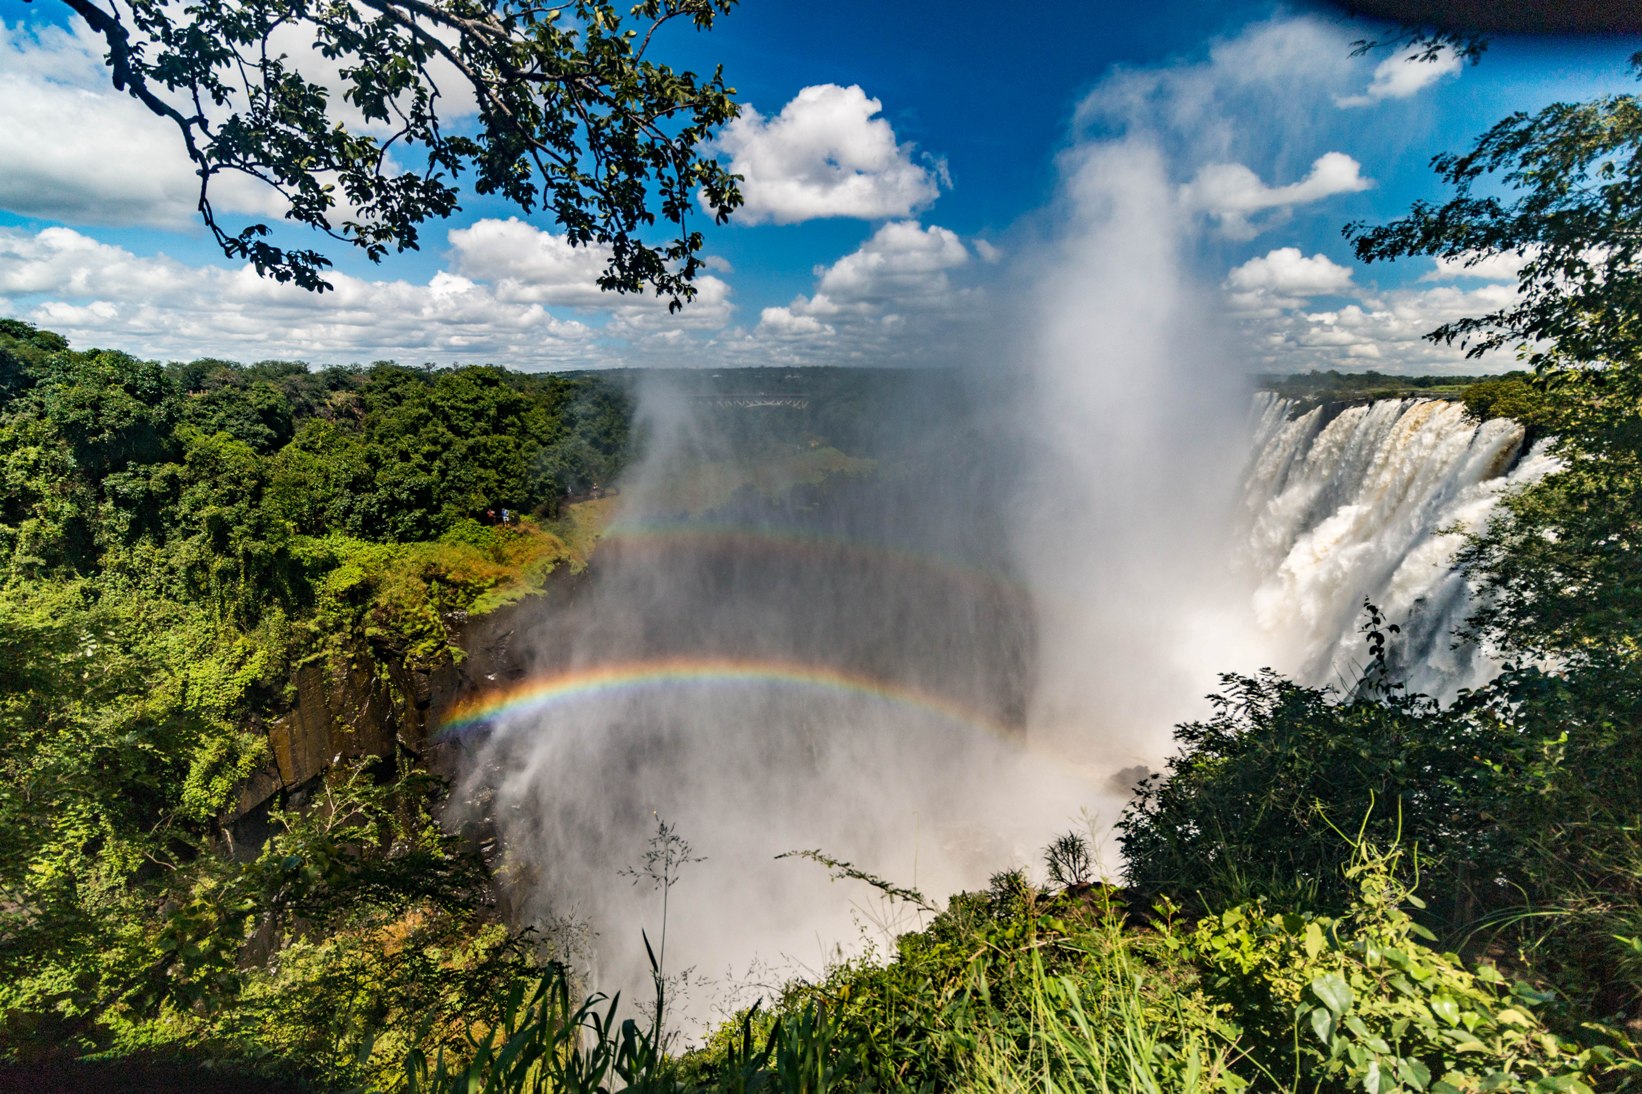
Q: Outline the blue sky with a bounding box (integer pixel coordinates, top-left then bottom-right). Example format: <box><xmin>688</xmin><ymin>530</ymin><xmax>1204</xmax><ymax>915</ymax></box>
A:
<box><xmin>0</xmin><ymin>0</ymin><xmax>1636</xmax><ymax>371</ymax></box>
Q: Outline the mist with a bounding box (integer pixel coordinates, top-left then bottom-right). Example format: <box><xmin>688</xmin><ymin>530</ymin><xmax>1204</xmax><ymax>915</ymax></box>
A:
<box><xmin>443</xmin><ymin>109</ymin><xmax>1289</xmax><ymax>1036</ymax></box>
<box><xmin>1004</xmin><ymin>136</ymin><xmax>1269</xmax><ymax>765</ymax></box>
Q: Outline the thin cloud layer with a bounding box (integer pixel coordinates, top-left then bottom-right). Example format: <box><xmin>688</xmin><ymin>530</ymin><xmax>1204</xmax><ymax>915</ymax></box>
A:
<box><xmin>718</xmin><ymin>84</ymin><xmax>947</xmax><ymax>225</ymax></box>
<box><xmin>1075</xmin><ymin>15</ymin><xmax>1357</xmax><ymax>167</ymax></box>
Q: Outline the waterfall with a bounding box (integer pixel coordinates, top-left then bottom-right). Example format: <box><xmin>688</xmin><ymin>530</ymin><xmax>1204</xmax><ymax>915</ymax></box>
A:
<box><xmin>1240</xmin><ymin>393</ymin><xmax>1557</xmax><ymax>695</ymax></box>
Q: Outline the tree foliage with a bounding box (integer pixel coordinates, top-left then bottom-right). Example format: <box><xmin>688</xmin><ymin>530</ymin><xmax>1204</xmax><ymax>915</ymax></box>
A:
<box><xmin>47</xmin><ymin>0</ymin><xmax>742</xmax><ymax>304</ymax></box>
<box><xmin>0</xmin><ymin>321</ymin><xmax>632</xmax><ymax>1076</ymax></box>
<box><xmin>1347</xmin><ymin>64</ymin><xmax>1642</xmax><ymax>368</ymax></box>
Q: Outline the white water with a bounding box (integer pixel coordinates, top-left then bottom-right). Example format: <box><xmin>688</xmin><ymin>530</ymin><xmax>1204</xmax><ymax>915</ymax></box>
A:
<box><xmin>452</xmin><ymin>382</ymin><xmax>1554</xmax><ymax>1039</ymax></box>
<box><xmin>450</xmin><ymin>133</ymin><xmax>1555</xmax><ymax>1041</ymax></box>
<box><xmin>1239</xmin><ymin>393</ymin><xmax>1557</xmax><ymax>695</ymax></box>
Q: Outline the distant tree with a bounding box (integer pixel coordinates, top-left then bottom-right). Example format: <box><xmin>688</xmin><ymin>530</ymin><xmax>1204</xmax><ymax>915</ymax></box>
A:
<box><xmin>43</xmin><ymin>0</ymin><xmax>743</xmax><ymax>306</ymax></box>
<box><xmin>1043</xmin><ymin>830</ymin><xmax>1093</xmax><ymax>888</ymax></box>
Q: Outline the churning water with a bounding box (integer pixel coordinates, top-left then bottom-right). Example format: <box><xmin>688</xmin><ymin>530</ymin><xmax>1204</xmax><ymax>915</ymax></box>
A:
<box><xmin>448</xmin><ymin>380</ymin><xmax>1549</xmax><ymax>1036</ymax></box>
<box><xmin>1240</xmin><ymin>394</ymin><xmax>1555</xmax><ymax>696</ymax></box>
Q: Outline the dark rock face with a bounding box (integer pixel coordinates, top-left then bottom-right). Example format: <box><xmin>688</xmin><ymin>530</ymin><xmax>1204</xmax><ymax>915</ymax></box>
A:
<box><xmin>230</xmin><ymin>569</ymin><xmax>589</xmax><ymax>822</ymax></box>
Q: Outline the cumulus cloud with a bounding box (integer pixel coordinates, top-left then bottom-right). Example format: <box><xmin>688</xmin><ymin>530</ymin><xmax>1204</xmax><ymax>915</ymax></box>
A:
<box><xmin>755</xmin><ymin>307</ymin><xmax>834</xmax><ymax>339</ymax></box>
<box><xmin>812</xmin><ymin>220</ymin><xmax>969</xmax><ymax>304</ymax></box>
<box><xmin>1224</xmin><ymin>247</ymin><xmax>1356</xmax><ymax>316</ymax></box>
<box><xmin>1180</xmin><ymin>152</ymin><xmax>1372</xmax><ymax>239</ymax></box>
<box><xmin>749</xmin><ymin>221</ymin><xmax>974</xmax><ymax>362</ymax></box>
<box><xmin>450</xmin><ymin>218</ymin><xmax>612</xmax><ymax>307</ymax></box>
<box><xmin>0</xmin><ymin>225</ymin><xmax>639</xmax><ymax>368</ymax></box>
<box><xmin>717</xmin><ymin>84</ymin><xmax>946</xmax><ymax>225</ymax></box>
<box><xmin>1228</xmin><ymin>248</ymin><xmax>1355</xmax><ymax>296</ymax></box>
<box><xmin>1337</xmin><ymin>48</ymin><xmax>1462</xmax><ymax>108</ymax></box>
<box><xmin>449</xmin><ymin>217</ymin><xmax>733</xmax><ymax>335</ymax></box>
<box><xmin>1227</xmin><ymin>262</ymin><xmax>1526</xmax><ymax>372</ymax></box>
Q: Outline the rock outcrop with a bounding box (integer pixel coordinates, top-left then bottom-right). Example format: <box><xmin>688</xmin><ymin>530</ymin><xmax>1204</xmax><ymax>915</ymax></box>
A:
<box><xmin>232</xmin><ymin>567</ymin><xmax>589</xmax><ymax>821</ymax></box>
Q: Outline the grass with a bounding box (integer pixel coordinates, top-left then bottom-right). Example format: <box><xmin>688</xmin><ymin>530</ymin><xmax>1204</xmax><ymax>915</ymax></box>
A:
<box><xmin>403</xmin><ymin>837</ymin><xmax>1632</xmax><ymax>1093</ymax></box>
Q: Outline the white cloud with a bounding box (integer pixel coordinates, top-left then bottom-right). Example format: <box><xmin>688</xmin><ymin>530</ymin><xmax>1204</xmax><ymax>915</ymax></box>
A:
<box><xmin>0</xmin><ymin>18</ymin><xmax>476</xmax><ymax>231</ymax></box>
<box><xmin>1337</xmin><ymin>48</ymin><xmax>1462</xmax><ymax>109</ymax></box>
<box><xmin>449</xmin><ymin>218</ymin><xmax>628</xmax><ymax>309</ymax></box>
<box><xmin>755</xmin><ymin>307</ymin><xmax>834</xmax><ymax>339</ymax></box>
<box><xmin>750</xmin><ymin>221</ymin><xmax>974</xmax><ymax>361</ymax></box>
<box><xmin>813</xmin><ymin>220</ymin><xmax>969</xmax><ymax>303</ymax></box>
<box><xmin>717</xmin><ymin>84</ymin><xmax>946</xmax><ymax>225</ymax></box>
<box><xmin>1226</xmin><ymin>259</ymin><xmax>1528</xmax><ymax>372</ymax></box>
<box><xmin>0</xmin><ymin>225</ymin><xmax>626</xmax><ymax>367</ymax></box>
<box><xmin>449</xmin><ymin>217</ymin><xmax>733</xmax><ymax>333</ymax></box>
<box><xmin>0</xmin><ymin>22</ymin><xmax>287</xmax><ymax>227</ymax></box>
<box><xmin>1423</xmin><ymin>248</ymin><xmax>1534</xmax><ymax>282</ymax></box>
<box><xmin>1181</xmin><ymin>152</ymin><xmax>1372</xmax><ymax>239</ymax></box>
<box><xmin>1075</xmin><ymin>16</ymin><xmax>1358</xmax><ymax>166</ymax></box>
<box><xmin>1228</xmin><ymin>247</ymin><xmax>1355</xmax><ymax>296</ymax></box>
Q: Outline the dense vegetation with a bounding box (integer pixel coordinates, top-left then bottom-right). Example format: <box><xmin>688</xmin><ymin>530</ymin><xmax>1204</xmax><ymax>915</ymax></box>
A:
<box><xmin>0</xmin><ymin>322</ymin><xmax>629</xmax><ymax>1086</ymax></box>
<box><xmin>10</xmin><ymin>50</ymin><xmax>1642</xmax><ymax>1094</ymax></box>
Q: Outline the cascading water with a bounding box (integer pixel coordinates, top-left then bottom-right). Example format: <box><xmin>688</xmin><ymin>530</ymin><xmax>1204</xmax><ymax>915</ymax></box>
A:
<box><xmin>443</xmin><ymin>121</ymin><xmax>1553</xmax><ymax>1041</ymax></box>
<box><xmin>1240</xmin><ymin>393</ymin><xmax>1557</xmax><ymax>695</ymax></box>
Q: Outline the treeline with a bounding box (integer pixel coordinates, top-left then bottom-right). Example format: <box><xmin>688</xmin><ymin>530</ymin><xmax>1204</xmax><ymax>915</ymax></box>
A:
<box><xmin>0</xmin><ymin>321</ymin><xmax>632</xmax><ymax>1086</ymax></box>
<box><xmin>1</xmin><ymin>320</ymin><xmax>627</xmax><ymax>575</ymax></box>
<box><xmin>1257</xmin><ymin>369</ymin><xmax>1509</xmax><ymax>416</ymax></box>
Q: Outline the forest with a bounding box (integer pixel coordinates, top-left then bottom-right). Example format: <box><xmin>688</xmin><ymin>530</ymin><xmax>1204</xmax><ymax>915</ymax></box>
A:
<box><xmin>1</xmin><ymin>305</ymin><xmax>1640</xmax><ymax>1092</ymax></box>
<box><xmin>5</xmin><ymin>11</ymin><xmax>1642</xmax><ymax>1094</ymax></box>
<box><xmin>0</xmin><ymin>329</ymin><xmax>635</xmax><ymax>1087</ymax></box>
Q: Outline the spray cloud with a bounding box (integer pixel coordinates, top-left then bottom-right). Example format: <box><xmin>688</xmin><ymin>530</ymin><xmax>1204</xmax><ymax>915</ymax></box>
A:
<box><xmin>448</xmin><ymin>14</ymin><xmax>1521</xmax><ymax>1034</ymax></box>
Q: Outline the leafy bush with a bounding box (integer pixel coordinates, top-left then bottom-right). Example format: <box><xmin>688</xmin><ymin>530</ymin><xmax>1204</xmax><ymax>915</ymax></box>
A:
<box><xmin>1188</xmin><ymin>841</ymin><xmax>1627</xmax><ymax>1094</ymax></box>
<box><xmin>1115</xmin><ymin>669</ymin><xmax>1505</xmax><ymax>922</ymax></box>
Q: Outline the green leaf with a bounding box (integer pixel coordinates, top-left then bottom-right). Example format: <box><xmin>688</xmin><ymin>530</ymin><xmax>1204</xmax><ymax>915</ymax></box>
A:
<box><xmin>1311</xmin><ymin>1006</ymin><xmax>1336</xmax><ymax>1046</ymax></box>
<box><xmin>1312</xmin><ymin>973</ymin><xmax>1353</xmax><ymax>1016</ymax></box>
<box><xmin>1305</xmin><ymin>921</ymin><xmax>1326</xmax><ymax>959</ymax></box>
<box><xmin>1400</xmin><ymin>1057</ymin><xmax>1433</xmax><ymax>1089</ymax></box>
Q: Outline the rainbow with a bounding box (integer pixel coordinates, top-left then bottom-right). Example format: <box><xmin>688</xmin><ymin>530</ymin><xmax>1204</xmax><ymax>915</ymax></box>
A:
<box><xmin>437</xmin><ymin>656</ymin><xmax>1013</xmax><ymax>742</ymax></box>
<box><xmin>601</xmin><ymin>522</ymin><xmax>1029</xmax><ymax>605</ymax></box>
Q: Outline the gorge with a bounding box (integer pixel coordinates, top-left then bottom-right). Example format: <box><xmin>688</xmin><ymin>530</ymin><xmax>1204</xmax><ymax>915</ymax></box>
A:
<box><xmin>428</xmin><ymin>378</ymin><xmax>1544</xmax><ymax>1032</ymax></box>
